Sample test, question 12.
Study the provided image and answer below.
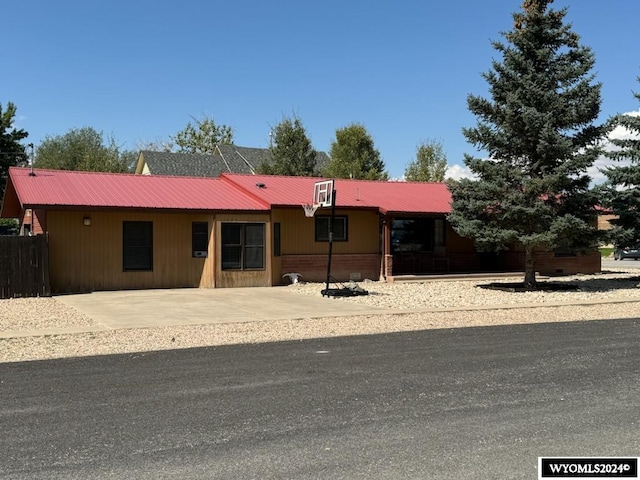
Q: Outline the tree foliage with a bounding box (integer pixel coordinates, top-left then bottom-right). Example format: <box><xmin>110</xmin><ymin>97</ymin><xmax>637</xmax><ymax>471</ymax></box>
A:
<box><xmin>258</xmin><ymin>115</ymin><xmax>318</xmax><ymax>176</ymax></box>
<box><xmin>34</xmin><ymin>127</ymin><xmax>133</xmax><ymax>173</ymax></box>
<box><xmin>601</xmin><ymin>76</ymin><xmax>640</xmax><ymax>248</ymax></box>
<box><xmin>0</xmin><ymin>102</ymin><xmax>28</xmax><ymax>195</ymax></box>
<box><xmin>172</xmin><ymin>116</ymin><xmax>234</xmax><ymax>154</ymax></box>
<box><xmin>322</xmin><ymin>123</ymin><xmax>387</xmax><ymax>180</ymax></box>
<box><xmin>404</xmin><ymin>139</ymin><xmax>448</xmax><ymax>182</ymax></box>
<box><xmin>447</xmin><ymin>0</ymin><xmax>605</xmax><ymax>289</ymax></box>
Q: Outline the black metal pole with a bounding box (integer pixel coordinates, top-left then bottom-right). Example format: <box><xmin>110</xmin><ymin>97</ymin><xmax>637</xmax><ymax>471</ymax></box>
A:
<box><xmin>324</xmin><ymin>190</ymin><xmax>336</xmax><ymax>295</ymax></box>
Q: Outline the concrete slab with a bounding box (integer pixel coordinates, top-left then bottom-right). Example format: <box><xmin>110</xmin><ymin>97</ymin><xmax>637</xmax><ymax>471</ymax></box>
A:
<box><xmin>55</xmin><ymin>287</ymin><xmax>397</xmax><ymax>331</ymax></box>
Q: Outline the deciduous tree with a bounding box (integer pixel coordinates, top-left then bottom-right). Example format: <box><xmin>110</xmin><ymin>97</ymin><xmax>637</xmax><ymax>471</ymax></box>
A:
<box><xmin>447</xmin><ymin>0</ymin><xmax>605</xmax><ymax>290</ymax></box>
<box><xmin>404</xmin><ymin>139</ymin><xmax>448</xmax><ymax>182</ymax></box>
<box><xmin>34</xmin><ymin>127</ymin><xmax>132</xmax><ymax>173</ymax></box>
<box><xmin>172</xmin><ymin>116</ymin><xmax>233</xmax><ymax>154</ymax></box>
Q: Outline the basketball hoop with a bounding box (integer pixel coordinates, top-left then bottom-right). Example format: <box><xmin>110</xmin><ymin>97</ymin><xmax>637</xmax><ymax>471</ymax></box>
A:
<box><xmin>302</xmin><ymin>203</ymin><xmax>319</xmax><ymax>217</ymax></box>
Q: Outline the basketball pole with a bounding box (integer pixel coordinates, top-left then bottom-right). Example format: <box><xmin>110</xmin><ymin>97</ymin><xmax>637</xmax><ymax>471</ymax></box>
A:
<box><xmin>324</xmin><ymin>189</ymin><xmax>336</xmax><ymax>294</ymax></box>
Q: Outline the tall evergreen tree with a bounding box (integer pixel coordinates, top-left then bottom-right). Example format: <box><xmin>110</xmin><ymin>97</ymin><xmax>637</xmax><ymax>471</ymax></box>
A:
<box><xmin>601</xmin><ymin>75</ymin><xmax>640</xmax><ymax>249</ymax></box>
<box><xmin>448</xmin><ymin>0</ymin><xmax>605</xmax><ymax>290</ymax></box>
<box><xmin>0</xmin><ymin>102</ymin><xmax>28</xmax><ymax>196</ymax></box>
<box><xmin>323</xmin><ymin>123</ymin><xmax>387</xmax><ymax>180</ymax></box>
<box><xmin>404</xmin><ymin>139</ymin><xmax>448</xmax><ymax>182</ymax></box>
<box><xmin>258</xmin><ymin>115</ymin><xmax>318</xmax><ymax>176</ymax></box>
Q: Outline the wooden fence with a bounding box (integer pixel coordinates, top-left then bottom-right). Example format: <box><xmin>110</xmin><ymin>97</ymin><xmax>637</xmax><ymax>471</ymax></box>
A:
<box><xmin>0</xmin><ymin>235</ymin><xmax>51</xmax><ymax>298</ymax></box>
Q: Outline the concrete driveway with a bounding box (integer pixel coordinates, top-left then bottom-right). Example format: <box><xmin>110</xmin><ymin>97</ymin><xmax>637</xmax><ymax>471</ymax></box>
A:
<box><xmin>56</xmin><ymin>287</ymin><xmax>396</xmax><ymax>331</ymax></box>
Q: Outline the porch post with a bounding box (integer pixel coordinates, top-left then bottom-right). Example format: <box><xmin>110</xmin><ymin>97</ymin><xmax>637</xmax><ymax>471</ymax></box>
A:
<box><xmin>381</xmin><ymin>215</ymin><xmax>393</xmax><ymax>281</ymax></box>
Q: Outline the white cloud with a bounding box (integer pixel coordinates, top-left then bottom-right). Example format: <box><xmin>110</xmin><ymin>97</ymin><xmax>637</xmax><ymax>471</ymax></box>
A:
<box><xmin>609</xmin><ymin>110</ymin><xmax>640</xmax><ymax>141</ymax></box>
<box><xmin>445</xmin><ymin>163</ymin><xmax>477</xmax><ymax>181</ymax></box>
<box><xmin>590</xmin><ymin>110</ymin><xmax>640</xmax><ymax>185</ymax></box>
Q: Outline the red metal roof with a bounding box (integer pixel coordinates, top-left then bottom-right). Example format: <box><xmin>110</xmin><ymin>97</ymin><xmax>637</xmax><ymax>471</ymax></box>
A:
<box><xmin>221</xmin><ymin>174</ymin><xmax>452</xmax><ymax>214</ymax></box>
<box><xmin>2</xmin><ymin>167</ymin><xmax>268</xmax><ymax>216</ymax></box>
<box><xmin>1</xmin><ymin>168</ymin><xmax>452</xmax><ymax>218</ymax></box>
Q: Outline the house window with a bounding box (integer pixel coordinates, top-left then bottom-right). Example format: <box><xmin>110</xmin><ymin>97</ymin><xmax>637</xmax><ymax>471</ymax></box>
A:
<box><xmin>434</xmin><ymin>218</ymin><xmax>445</xmax><ymax>248</ymax></box>
<box><xmin>192</xmin><ymin>222</ymin><xmax>208</xmax><ymax>257</ymax></box>
<box><xmin>123</xmin><ymin>221</ymin><xmax>153</xmax><ymax>271</ymax></box>
<box><xmin>315</xmin><ymin>216</ymin><xmax>348</xmax><ymax>242</ymax></box>
<box><xmin>221</xmin><ymin>223</ymin><xmax>265</xmax><ymax>270</ymax></box>
<box><xmin>273</xmin><ymin>222</ymin><xmax>281</xmax><ymax>257</ymax></box>
<box><xmin>391</xmin><ymin>218</ymin><xmax>435</xmax><ymax>252</ymax></box>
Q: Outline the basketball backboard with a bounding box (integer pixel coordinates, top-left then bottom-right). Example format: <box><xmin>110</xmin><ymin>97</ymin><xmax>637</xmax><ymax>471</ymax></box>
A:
<box><xmin>313</xmin><ymin>180</ymin><xmax>334</xmax><ymax>208</ymax></box>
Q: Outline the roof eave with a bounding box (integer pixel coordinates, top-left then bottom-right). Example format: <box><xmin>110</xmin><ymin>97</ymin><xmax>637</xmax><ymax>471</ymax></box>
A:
<box><xmin>13</xmin><ymin>204</ymin><xmax>270</xmax><ymax>214</ymax></box>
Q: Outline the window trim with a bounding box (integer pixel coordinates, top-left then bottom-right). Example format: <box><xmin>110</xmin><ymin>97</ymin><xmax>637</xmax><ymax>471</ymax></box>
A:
<box><xmin>221</xmin><ymin>222</ymin><xmax>266</xmax><ymax>271</ymax></box>
<box><xmin>315</xmin><ymin>215</ymin><xmax>348</xmax><ymax>242</ymax></box>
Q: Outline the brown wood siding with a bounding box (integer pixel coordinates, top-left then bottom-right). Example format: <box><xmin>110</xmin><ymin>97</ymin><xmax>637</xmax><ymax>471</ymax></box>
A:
<box><xmin>445</xmin><ymin>223</ymin><xmax>475</xmax><ymax>252</ymax></box>
<box><xmin>272</xmin><ymin>208</ymin><xmax>380</xmax><ymax>255</ymax></box>
<box><xmin>214</xmin><ymin>213</ymin><xmax>271</xmax><ymax>288</ymax></box>
<box><xmin>47</xmin><ymin>211</ymin><xmax>215</xmax><ymax>293</ymax></box>
<box><xmin>271</xmin><ymin>251</ymin><xmax>283</xmax><ymax>287</ymax></box>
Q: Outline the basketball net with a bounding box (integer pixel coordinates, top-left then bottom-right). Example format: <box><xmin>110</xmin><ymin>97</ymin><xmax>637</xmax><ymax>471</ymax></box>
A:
<box><xmin>302</xmin><ymin>203</ymin><xmax>319</xmax><ymax>217</ymax></box>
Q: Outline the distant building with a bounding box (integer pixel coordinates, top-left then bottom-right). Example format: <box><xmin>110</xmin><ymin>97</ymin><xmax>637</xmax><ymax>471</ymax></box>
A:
<box><xmin>134</xmin><ymin>145</ymin><xmax>330</xmax><ymax>177</ymax></box>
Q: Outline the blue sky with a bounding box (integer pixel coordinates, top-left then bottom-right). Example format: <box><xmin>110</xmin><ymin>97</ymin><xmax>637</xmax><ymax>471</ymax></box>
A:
<box><xmin>4</xmin><ymin>1</ymin><xmax>640</xmax><ymax>180</ymax></box>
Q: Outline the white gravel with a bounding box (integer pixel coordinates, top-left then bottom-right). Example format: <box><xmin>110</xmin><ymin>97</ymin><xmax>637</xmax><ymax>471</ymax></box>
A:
<box><xmin>286</xmin><ymin>270</ymin><xmax>640</xmax><ymax>309</ymax></box>
<box><xmin>1</xmin><ymin>269</ymin><xmax>639</xmax><ymax>363</ymax></box>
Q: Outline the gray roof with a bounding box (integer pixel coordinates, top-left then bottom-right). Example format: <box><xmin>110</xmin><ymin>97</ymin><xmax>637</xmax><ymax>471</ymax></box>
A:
<box><xmin>139</xmin><ymin>145</ymin><xmax>330</xmax><ymax>177</ymax></box>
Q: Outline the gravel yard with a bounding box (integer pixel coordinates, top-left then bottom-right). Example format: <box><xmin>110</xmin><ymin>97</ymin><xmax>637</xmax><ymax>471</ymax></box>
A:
<box><xmin>288</xmin><ymin>270</ymin><xmax>640</xmax><ymax>309</ymax></box>
<box><xmin>1</xmin><ymin>269</ymin><xmax>639</xmax><ymax>363</ymax></box>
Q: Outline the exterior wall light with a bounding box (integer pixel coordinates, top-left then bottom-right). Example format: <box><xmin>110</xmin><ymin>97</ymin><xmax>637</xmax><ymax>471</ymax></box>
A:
<box><xmin>83</xmin><ymin>217</ymin><xmax>91</xmax><ymax>226</ymax></box>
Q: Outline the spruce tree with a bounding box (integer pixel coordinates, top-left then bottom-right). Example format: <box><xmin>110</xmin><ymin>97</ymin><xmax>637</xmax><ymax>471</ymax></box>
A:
<box><xmin>448</xmin><ymin>0</ymin><xmax>605</xmax><ymax>290</ymax></box>
<box><xmin>602</xmin><ymin>76</ymin><xmax>640</xmax><ymax>249</ymax></box>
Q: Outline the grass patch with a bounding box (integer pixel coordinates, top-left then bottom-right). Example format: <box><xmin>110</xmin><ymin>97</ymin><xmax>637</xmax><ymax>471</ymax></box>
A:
<box><xmin>600</xmin><ymin>247</ymin><xmax>614</xmax><ymax>258</ymax></box>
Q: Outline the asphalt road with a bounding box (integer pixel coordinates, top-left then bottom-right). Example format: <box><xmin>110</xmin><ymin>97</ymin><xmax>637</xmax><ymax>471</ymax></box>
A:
<box><xmin>603</xmin><ymin>257</ymin><xmax>640</xmax><ymax>269</ymax></box>
<box><xmin>1</xmin><ymin>319</ymin><xmax>638</xmax><ymax>479</ymax></box>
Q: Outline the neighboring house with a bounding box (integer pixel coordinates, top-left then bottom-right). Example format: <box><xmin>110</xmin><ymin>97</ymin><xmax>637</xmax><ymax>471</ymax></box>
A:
<box><xmin>596</xmin><ymin>206</ymin><xmax>617</xmax><ymax>233</ymax></box>
<box><xmin>135</xmin><ymin>146</ymin><xmax>330</xmax><ymax>176</ymax></box>
<box><xmin>1</xmin><ymin>167</ymin><xmax>600</xmax><ymax>293</ymax></box>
